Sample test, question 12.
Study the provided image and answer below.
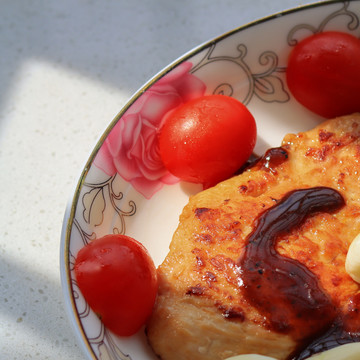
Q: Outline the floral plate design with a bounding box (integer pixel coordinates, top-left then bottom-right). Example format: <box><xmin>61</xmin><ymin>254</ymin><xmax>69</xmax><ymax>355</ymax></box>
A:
<box><xmin>60</xmin><ymin>1</ymin><xmax>360</xmax><ymax>359</ymax></box>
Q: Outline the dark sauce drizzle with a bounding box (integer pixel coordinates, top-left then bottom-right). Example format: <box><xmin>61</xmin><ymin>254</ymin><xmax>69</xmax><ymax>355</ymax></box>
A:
<box><xmin>256</xmin><ymin>147</ymin><xmax>289</xmax><ymax>173</ymax></box>
<box><xmin>237</xmin><ymin>147</ymin><xmax>289</xmax><ymax>175</ymax></box>
<box><xmin>237</xmin><ymin>187</ymin><xmax>351</xmax><ymax>359</ymax></box>
<box><xmin>295</xmin><ymin>322</ymin><xmax>360</xmax><ymax>360</ymax></box>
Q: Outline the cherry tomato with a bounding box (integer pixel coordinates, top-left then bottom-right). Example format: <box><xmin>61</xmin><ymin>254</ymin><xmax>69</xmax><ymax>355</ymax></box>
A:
<box><xmin>286</xmin><ymin>31</ymin><xmax>360</xmax><ymax>118</ymax></box>
<box><xmin>74</xmin><ymin>234</ymin><xmax>158</xmax><ymax>336</ymax></box>
<box><xmin>158</xmin><ymin>94</ymin><xmax>257</xmax><ymax>188</ymax></box>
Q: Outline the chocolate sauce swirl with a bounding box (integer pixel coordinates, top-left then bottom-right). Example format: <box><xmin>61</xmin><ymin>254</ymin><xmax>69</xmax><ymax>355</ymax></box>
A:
<box><xmin>238</xmin><ymin>187</ymin><xmax>345</xmax><ymax>350</ymax></box>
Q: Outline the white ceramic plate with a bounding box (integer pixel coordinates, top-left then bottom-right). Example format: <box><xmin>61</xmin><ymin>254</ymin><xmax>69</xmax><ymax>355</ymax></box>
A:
<box><xmin>60</xmin><ymin>1</ymin><xmax>360</xmax><ymax>359</ymax></box>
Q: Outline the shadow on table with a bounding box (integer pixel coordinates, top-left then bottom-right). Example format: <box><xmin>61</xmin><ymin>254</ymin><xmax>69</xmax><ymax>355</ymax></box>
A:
<box><xmin>0</xmin><ymin>0</ymin><xmax>227</xmax><ymax>132</ymax></box>
<box><xmin>0</xmin><ymin>252</ymin><xmax>76</xmax><ymax>352</ymax></box>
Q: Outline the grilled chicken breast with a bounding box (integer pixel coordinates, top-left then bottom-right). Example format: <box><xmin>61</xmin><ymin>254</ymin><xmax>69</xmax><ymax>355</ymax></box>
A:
<box><xmin>146</xmin><ymin>113</ymin><xmax>360</xmax><ymax>360</ymax></box>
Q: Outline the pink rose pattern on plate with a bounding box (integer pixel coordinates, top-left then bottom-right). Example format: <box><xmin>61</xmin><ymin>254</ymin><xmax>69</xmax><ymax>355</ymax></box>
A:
<box><xmin>94</xmin><ymin>62</ymin><xmax>206</xmax><ymax>199</ymax></box>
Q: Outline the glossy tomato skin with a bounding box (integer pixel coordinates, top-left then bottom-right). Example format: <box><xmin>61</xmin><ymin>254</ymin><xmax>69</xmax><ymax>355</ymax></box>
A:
<box><xmin>158</xmin><ymin>94</ymin><xmax>256</xmax><ymax>188</ymax></box>
<box><xmin>286</xmin><ymin>31</ymin><xmax>360</xmax><ymax>118</ymax></box>
<box><xmin>74</xmin><ymin>234</ymin><xmax>158</xmax><ymax>336</ymax></box>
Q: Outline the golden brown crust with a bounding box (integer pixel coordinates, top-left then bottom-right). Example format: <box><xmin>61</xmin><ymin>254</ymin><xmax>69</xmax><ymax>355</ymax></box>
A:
<box><xmin>147</xmin><ymin>113</ymin><xmax>360</xmax><ymax>360</ymax></box>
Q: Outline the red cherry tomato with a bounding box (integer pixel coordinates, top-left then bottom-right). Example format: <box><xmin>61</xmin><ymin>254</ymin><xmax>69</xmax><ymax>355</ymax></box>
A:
<box><xmin>286</xmin><ymin>31</ymin><xmax>360</xmax><ymax>118</ymax></box>
<box><xmin>74</xmin><ymin>234</ymin><xmax>158</xmax><ymax>336</ymax></box>
<box><xmin>158</xmin><ymin>94</ymin><xmax>257</xmax><ymax>188</ymax></box>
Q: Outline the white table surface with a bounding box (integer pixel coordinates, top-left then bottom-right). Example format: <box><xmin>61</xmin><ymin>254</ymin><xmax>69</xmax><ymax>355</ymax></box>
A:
<box><xmin>0</xmin><ymin>0</ymin><xmax>326</xmax><ymax>359</ymax></box>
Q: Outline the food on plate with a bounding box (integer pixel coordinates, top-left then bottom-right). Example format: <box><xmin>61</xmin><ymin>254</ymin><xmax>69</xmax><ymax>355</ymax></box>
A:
<box><xmin>225</xmin><ymin>342</ymin><xmax>360</xmax><ymax>360</ymax></box>
<box><xmin>226</xmin><ymin>355</ymin><xmax>276</xmax><ymax>360</ymax></box>
<box><xmin>286</xmin><ymin>31</ymin><xmax>360</xmax><ymax>118</ymax></box>
<box><xmin>158</xmin><ymin>94</ymin><xmax>256</xmax><ymax>188</ymax></box>
<box><xmin>74</xmin><ymin>234</ymin><xmax>158</xmax><ymax>336</ymax></box>
<box><xmin>146</xmin><ymin>113</ymin><xmax>360</xmax><ymax>360</ymax></box>
<box><xmin>298</xmin><ymin>343</ymin><xmax>360</xmax><ymax>360</ymax></box>
<box><xmin>346</xmin><ymin>233</ymin><xmax>360</xmax><ymax>283</ymax></box>
<box><xmin>226</xmin><ymin>355</ymin><xmax>278</xmax><ymax>360</ymax></box>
